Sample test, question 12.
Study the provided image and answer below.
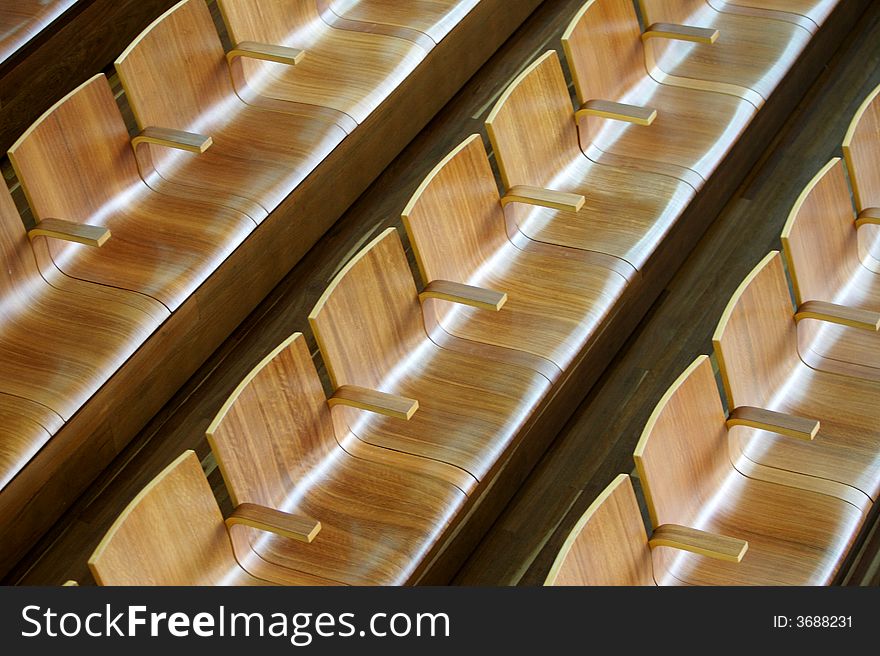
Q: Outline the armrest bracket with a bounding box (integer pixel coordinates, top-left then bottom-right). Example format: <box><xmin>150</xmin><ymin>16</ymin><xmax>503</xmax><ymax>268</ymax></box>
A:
<box><xmin>28</xmin><ymin>218</ymin><xmax>110</xmax><ymax>247</ymax></box>
<box><xmin>727</xmin><ymin>406</ymin><xmax>819</xmax><ymax>441</ymax></box>
<box><xmin>500</xmin><ymin>185</ymin><xmax>585</xmax><ymax>212</ymax></box>
<box><xmin>226</xmin><ymin>503</ymin><xmax>321</xmax><ymax>543</ymax></box>
<box><xmin>575</xmin><ymin>99</ymin><xmax>657</xmax><ymax>126</ymax></box>
<box><xmin>328</xmin><ymin>385</ymin><xmax>418</xmax><ymax>420</ymax></box>
<box><xmin>419</xmin><ymin>280</ymin><xmax>507</xmax><ymax>311</ymax></box>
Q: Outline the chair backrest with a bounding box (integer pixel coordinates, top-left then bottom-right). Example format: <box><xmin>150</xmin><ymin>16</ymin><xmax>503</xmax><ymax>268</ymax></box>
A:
<box><xmin>634</xmin><ymin>356</ymin><xmax>731</xmax><ymax>534</ymax></box>
<box><xmin>218</xmin><ymin>0</ymin><xmax>323</xmax><ymax>50</ymax></box>
<box><xmin>843</xmin><ymin>82</ymin><xmax>880</xmax><ymax>213</ymax></box>
<box><xmin>781</xmin><ymin>158</ymin><xmax>860</xmax><ymax>307</ymax></box>
<box><xmin>0</xmin><ymin>181</ymin><xmax>38</xmax><ymax>300</ymax></box>
<box><xmin>485</xmin><ymin>50</ymin><xmax>582</xmax><ymax>191</ymax></box>
<box><xmin>9</xmin><ymin>74</ymin><xmax>142</xmax><ymax>225</ymax></box>
<box><xmin>88</xmin><ymin>451</ymin><xmax>243</xmax><ymax>585</ymax></box>
<box><xmin>712</xmin><ymin>251</ymin><xmax>800</xmax><ymax>411</ymax></box>
<box><xmin>545</xmin><ymin>474</ymin><xmax>655</xmax><ymax>586</ymax></box>
<box><xmin>116</xmin><ymin>0</ymin><xmax>234</xmax><ymax>134</ymax></box>
<box><xmin>206</xmin><ymin>332</ymin><xmax>338</xmax><ymax>511</ymax></box>
<box><xmin>562</xmin><ymin>0</ymin><xmax>646</xmax><ymax>148</ymax></box>
<box><xmin>309</xmin><ymin>227</ymin><xmax>426</xmax><ymax>390</ymax></box>
<box><xmin>402</xmin><ymin>134</ymin><xmax>509</xmax><ymax>292</ymax></box>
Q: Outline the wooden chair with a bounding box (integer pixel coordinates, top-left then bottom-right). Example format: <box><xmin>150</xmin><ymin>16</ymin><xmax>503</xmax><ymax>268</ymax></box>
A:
<box><xmin>89</xmin><ymin>450</ymin><xmax>323</xmax><ymax>585</ymax></box>
<box><xmin>324</xmin><ymin>0</ymin><xmax>479</xmax><ymax>45</ymax></box>
<box><xmin>0</xmin><ymin>1</ymin><xmax>77</xmax><ymax>66</ymax></box>
<box><xmin>715</xmin><ymin>1</ymin><xmax>838</xmax><ymax>35</ymax></box>
<box><xmin>486</xmin><ymin>50</ymin><xmax>695</xmax><ymax>271</ymax></box>
<box><xmin>9</xmin><ymin>74</ymin><xmax>255</xmax><ymax>311</ymax></box>
<box><xmin>217</xmin><ymin>0</ymin><xmax>428</xmax><ymax>127</ymax></box>
<box><xmin>545</xmin><ymin>474</ymin><xmax>747</xmax><ymax>585</ymax></box>
<box><xmin>713</xmin><ymin>251</ymin><xmax>880</xmax><ymax>501</ymax></box>
<box><xmin>115</xmin><ymin>0</ymin><xmax>348</xmax><ymax>222</ymax></box>
<box><xmin>308</xmin><ymin>227</ymin><xmax>552</xmax><ymax>487</ymax></box>
<box><xmin>562</xmin><ymin>0</ymin><xmax>755</xmax><ymax>187</ymax></box>
<box><xmin>402</xmin><ymin>133</ymin><xmax>631</xmax><ymax>376</ymax></box>
<box><xmin>637</xmin><ymin>0</ymin><xmax>812</xmax><ymax>107</ymax></box>
<box><xmin>843</xmin><ymin>82</ymin><xmax>880</xmax><ymax>231</ymax></box>
<box><xmin>206</xmin><ymin>332</ymin><xmax>467</xmax><ymax>585</ymax></box>
<box><xmin>781</xmin><ymin>158</ymin><xmax>880</xmax><ymax>380</ymax></box>
<box><xmin>0</xmin><ymin>178</ymin><xmax>172</xmax><ymax>484</ymax></box>
<box><xmin>635</xmin><ymin>355</ymin><xmax>867</xmax><ymax>585</ymax></box>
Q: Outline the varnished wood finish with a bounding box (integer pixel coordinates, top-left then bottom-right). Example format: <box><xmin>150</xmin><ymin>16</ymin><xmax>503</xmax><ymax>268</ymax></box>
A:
<box><xmin>9</xmin><ymin>74</ymin><xmax>256</xmax><ymax>311</ymax></box>
<box><xmin>842</xmin><ymin>83</ymin><xmax>880</xmax><ymax>227</ymax></box>
<box><xmin>116</xmin><ymin>0</ymin><xmax>348</xmax><ymax>220</ymax></box>
<box><xmin>0</xmin><ymin>1</ymin><xmax>77</xmax><ymax>67</ymax></box>
<box><xmin>563</xmin><ymin>0</ymin><xmax>756</xmax><ymax>185</ymax></box>
<box><xmin>218</xmin><ymin>0</ymin><xmax>429</xmax><ymax>125</ymax></box>
<box><xmin>719</xmin><ymin>0</ymin><xmax>837</xmax><ymax>33</ymax></box>
<box><xmin>636</xmin><ymin>355</ymin><xmax>866</xmax><ymax>585</ymax></box>
<box><xmin>207</xmin><ymin>332</ymin><xmax>468</xmax><ymax>585</ymax></box>
<box><xmin>726</xmin><ymin>405</ymin><xmax>819</xmax><ymax>440</ymax></box>
<box><xmin>403</xmin><ymin>134</ymin><xmax>630</xmax><ymax>373</ymax></box>
<box><xmin>486</xmin><ymin>50</ymin><xmax>696</xmax><ymax>271</ymax></box>
<box><xmin>638</xmin><ymin>0</ymin><xmax>813</xmax><ymax>106</ymax></box>
<box><xmin>326</xmin><ymin>0</ymin><xmax>480</xmax><ymax>45</ymax></box>
<box><xmin>309</xmin><ymin>227</ymin><xmax>552</xmax><ymax>483</ymax></box>
<box><xmin>713</xmin><ymin>251</ymin><xmax>880</xmax><ymax>501</ymax></box>
<box><xmin>781</xmin><ymin>157</ymin><xmax>880</xmax><ymax>379</ymax></box>
<box><xmin>27</xmin><ymin>218</ymin><xmax>110</xmax><ymax>248</ymax></box>
<box><xmin>89</xmin><ymin>451</ymin><xmax>272</xmax><ymax>586</ymax></box>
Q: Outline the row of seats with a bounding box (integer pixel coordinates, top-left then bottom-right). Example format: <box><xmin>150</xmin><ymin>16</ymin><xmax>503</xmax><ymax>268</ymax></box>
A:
<box><xmin>0</xmin><ymin>0</ymin><xmax>501</xmax><ymax>575</ymax></box>
<box><xmin>548</xmin><ymin>83</ymin><xmax>880</xmax><ymax>585</ymax></box>
<box><xmin>85</xmin><ymin>0</ymin><xmax>857</xmax><ymax>584</ymax></box>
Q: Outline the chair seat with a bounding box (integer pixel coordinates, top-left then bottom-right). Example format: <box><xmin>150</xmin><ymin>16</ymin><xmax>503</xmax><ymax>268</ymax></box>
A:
<box><xmin>583</xmin><ymin>79</ymin><xmax>755</xmax><ymax>184</ymax></box>
<box><xmin>655</xmin><ymin>472</ymin><xmax>864</xmax><ymax>585</ymax></box>
<box><xmin>509</xmin><ymin>158</ymin><xmax>694</xmax><ymax>271</ymax></box>
<box><xmin>431</xmin><ymin>242</ymin><xmax>630</xmax><ymax>372</ymax></box>
<box><xmin>722</xmin><ymin>0</ymin><xmax>837</xmax><ymax>31</ymax></box>
<box><xmin>237</xmin><ymin>25</ymin><xmax>427</xmax><ymax>124</ymax></box>
<box><xmin>0</xmin><ymin>394</ymin><xmax>58</xmax><ymax>491</ymax></box>
<box><xmin>144</xmin><ymin>103</ymin><xmax>347</xmax><ymax>221</ymax></box>
<box><xmin>343</xmin><ymin>345</ymin><xmax>552</xmax><ymax>483</ymax></box>
<box><xmin>648</xmin><ymin>6</ymin><xmax>811</xmax><ymax>106</ymax></box>
<box><xmin>234</xmin><ymin>447</ymin><xmax>467</xmax><ymax>585</ymax></box>
<box><xmin>328</xmin><ymin>0</ymin><xmax>479</xmax><ymax>44</ymax></box>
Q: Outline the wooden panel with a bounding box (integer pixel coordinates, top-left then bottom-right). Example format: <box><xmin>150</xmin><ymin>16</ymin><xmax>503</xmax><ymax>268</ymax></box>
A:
<box><xmin>843</xmin><ymin>82</ymin><xmax>880</xmax><ymax>213</ymax></box>
<box><xmin>325</xmin><ymin>0</ymin><xmax>480</xmax><ymax>44</ymax></box>
<box><xmin>719</xmin><ymin>0</ymin><xmax>837</xmax><ymax>32</ymax></box>
<box><xmin>0</xmin><ymin>1</ymin><xmax>77</xmax><ymax>67</ymax></box>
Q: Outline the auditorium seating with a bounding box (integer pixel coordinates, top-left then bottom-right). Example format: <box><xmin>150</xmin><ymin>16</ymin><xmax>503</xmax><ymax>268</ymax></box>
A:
<box><xmin>206</xmin><ymin>332</ymin><xmax>466</xmax><ymax>585</ymax></box>
<box><xmin>324</xmin><ymin>0</ymin><xmax>480</xmax><ymax>45</ymax></box>
<box><xmin>781</xmin><ymin>158</ymin><xmax>880</xmax><ymax>379</ymax></box>
<box><xmin>718</xmin><ymin>2</ymin><xmax>837</xmax><ymax>34</ymax></box>
<box><xmin>544</xmin><ymin>474</ymin><xmax>748</xmax><ymax>586</ymax></box>
<box><xmin>843</xmin><ymin>83</ymin><xmax>880</xmax><ymax>227</ymax></box>
<box><xmin>713</xmin><ymin>251</ymin><xmax>880</xmax><ymax>501</ymax></box>
<box><xmin>562</xmin><ymin>0</ymin><xmax>755</xmax><ymax>186</ymax></box>
<box><xmin>634</xmin><ymin>355</ymin><xmax>868</xmax><ymax>585</ymax></box>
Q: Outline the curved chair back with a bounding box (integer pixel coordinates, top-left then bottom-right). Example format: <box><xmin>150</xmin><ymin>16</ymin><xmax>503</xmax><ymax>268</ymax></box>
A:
<box><xmin>843</xmin><ymin>83</ymin><xmax>880</xmax><ymax>212</ymax></box>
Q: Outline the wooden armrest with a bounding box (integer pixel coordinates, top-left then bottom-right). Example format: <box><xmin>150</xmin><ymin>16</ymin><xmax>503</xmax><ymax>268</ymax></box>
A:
<box><xmin>575</xmin><ymin>100</ymin><xmax>657</xmax><ymax>126</ymax></box>
<box><xmin>795</xmin><ymin>300</ymin><xmax>880</xmax><ymax>331</ymax></box>
<box><xmin>328</xmin><ymin>385</ymin><xmax>418</xmax><ymax>420</ymax></box>
<box><xmin>227</xmin><ymin>41</ymin><xmax>305</xmax><ymax>66</ymax></box>
<box><xmin>132</xmin><ymin>127</ymin><xmax>212</xmax><ymax>154</ymax></box>
<box><xmin>855</xmin><ymin>207</ymin><xmax>880</xmax><ymax>229</ymax></box>
<box><xmin>419</xmin><ymin>280</ymin><xmax>507</xmax><ymax>311</ymax></box>
<box><xmin>649</xmin><ymin>524</ymin><xmax>747</xmax><ymax>562</ymax></box>
<box><xmin>642</xmin><ymin>22</ymin><xmax>719</xmax><ymax>44</ymax></box>
<box><xmin>28</xmin><ymin>218</ymin><xmax>110</xmax><ymax>247</ymax></box>
<box><xmin>727</xmin><ymin>406</ymin><xmax>818</xmax><ymax>441</ymax></box>
<box><xmin>500</xmin><ymin>185</ymin><xmax>585</xmax><ymax>212</ymax></box>
<box><xmin>226</xmin><ymin>503</ymin><xmax>320</xmax><ymax>543</ymax></box>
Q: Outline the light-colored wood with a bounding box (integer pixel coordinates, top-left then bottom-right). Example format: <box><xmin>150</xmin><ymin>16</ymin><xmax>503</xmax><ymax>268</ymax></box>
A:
<box><xmin>206</xmin><ymin>332</ymin><xmax>469</xmax><ymax>585</ymax></box>
<box><xmin>856</xmin><ymin>207</ymin><xmax>880</xmax><ymax>229</ymax></box>
<box><xmin>635</xmin><ymin>355</ymin><xmax>867</xmax><ymax>585</ymax></box>
<box><xmin>795</xmin><ymin>300</ymin><xmax>880</xmax><ymax>331</ymax></box>
<box><xmin>326</xmin><ymin>0</ymin><xmax>480</xmax><ymax>45</ymax></box>
<box><xmin>715</xmin><ymin>0</ymin><xmax>837</xmax><ymax>33</ymax></box>
<box><xmin>641</xmin><ymin>22</ymin><xmax>719</xmax><ymax>43</ymax></box>
<box><xmin>403</xmin><ymin>134</ymin><xmax>631</xmax><ymax>373</ymax></box>
<box><xmin>9</xmin><ymin>74</ymin><xmax>256</xmax><ymax>311</ymax></box>
<box><xmin>328</xmin><ymin>385</ymin><xmax>419</xmax><ymax>420</ymax></box>
<box><xmin>88</xmin><ymin>451</ymin><xmax>272</xmax><ymax>586</ymax></box>
<box><xmin>218</xmin><ymin>0</ymin><xmax>428</xmax><ymax>126</ymax></box>
<box><xmin>648</xmin><ymin>524</ymin><xmax>747</xmax><ymax>562</ymax></box>
<box><xmin>226</xmin><ymin>503</ymin><xmax>321</xmax><ymax>543</ymax></box>
<box><xmin>419</xmin><ymin>279</ymin><xmax>507</xmax><ymax>312</ymax></box>
<box><xmin>485</xmin><ymin>50</ymin><xmax>695</xmax><ymax>271</ymax></box>
<box><xmin>638</xmin><ymin>0</ymin><xmax>812</xmax><ymax>106</ymax></box>
<box><xmin>575</xmin><ymin>99</ymin><xmax>657</xmax><ymax>126</ymax></box>
<box><xmin>227</xmin><ymin>41</ymin><xmax>306</xmax><ymax>66</ymax></box>
<box><xmin>131</xmin><ymin>126</ymin><xmax>213</xmax><ymax>154</ymax></box>
<box><xmin>842</xmin><ymin>83</ymin><xmax>880</xmax><ymax>243</ymax></box>
<box><xmin>27</xmin><ymin>218</ymin><xmax>110</xmax><ymax>248</ymax></box>
<box><xmin>713</xmin><ymin>251</ymin><xmax>880</xmax><ymax>501</ymax></box>
<box><xmin>309</xmin><ymin>227</ymin><xmax>553</xmax><ymax>483</ymax></box>
<box><xmin>499</xmin><ymin>185</ymin><xmax>586</xmax><ymax>213</ymax></box>
<box><xmin>726</xmin><ymin>405</ymin><xmax>819</xmax><ymax>440</ymax></box>
<box><xmin>115</xmin><ymin>0</ymin><xmax>348</xmax><ymax>221</ymax></box>
<box><xmin>563</xmin><ymin>0</ymin><xmax>756</xmax><ymax>185</ymax></box>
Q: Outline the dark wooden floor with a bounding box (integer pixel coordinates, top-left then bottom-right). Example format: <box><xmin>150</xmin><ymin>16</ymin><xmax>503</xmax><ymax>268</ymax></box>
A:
<box><xmin>7</xmin><ymin>0</ymin><xmax>880</xmax><ymax>585</ymax></box>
